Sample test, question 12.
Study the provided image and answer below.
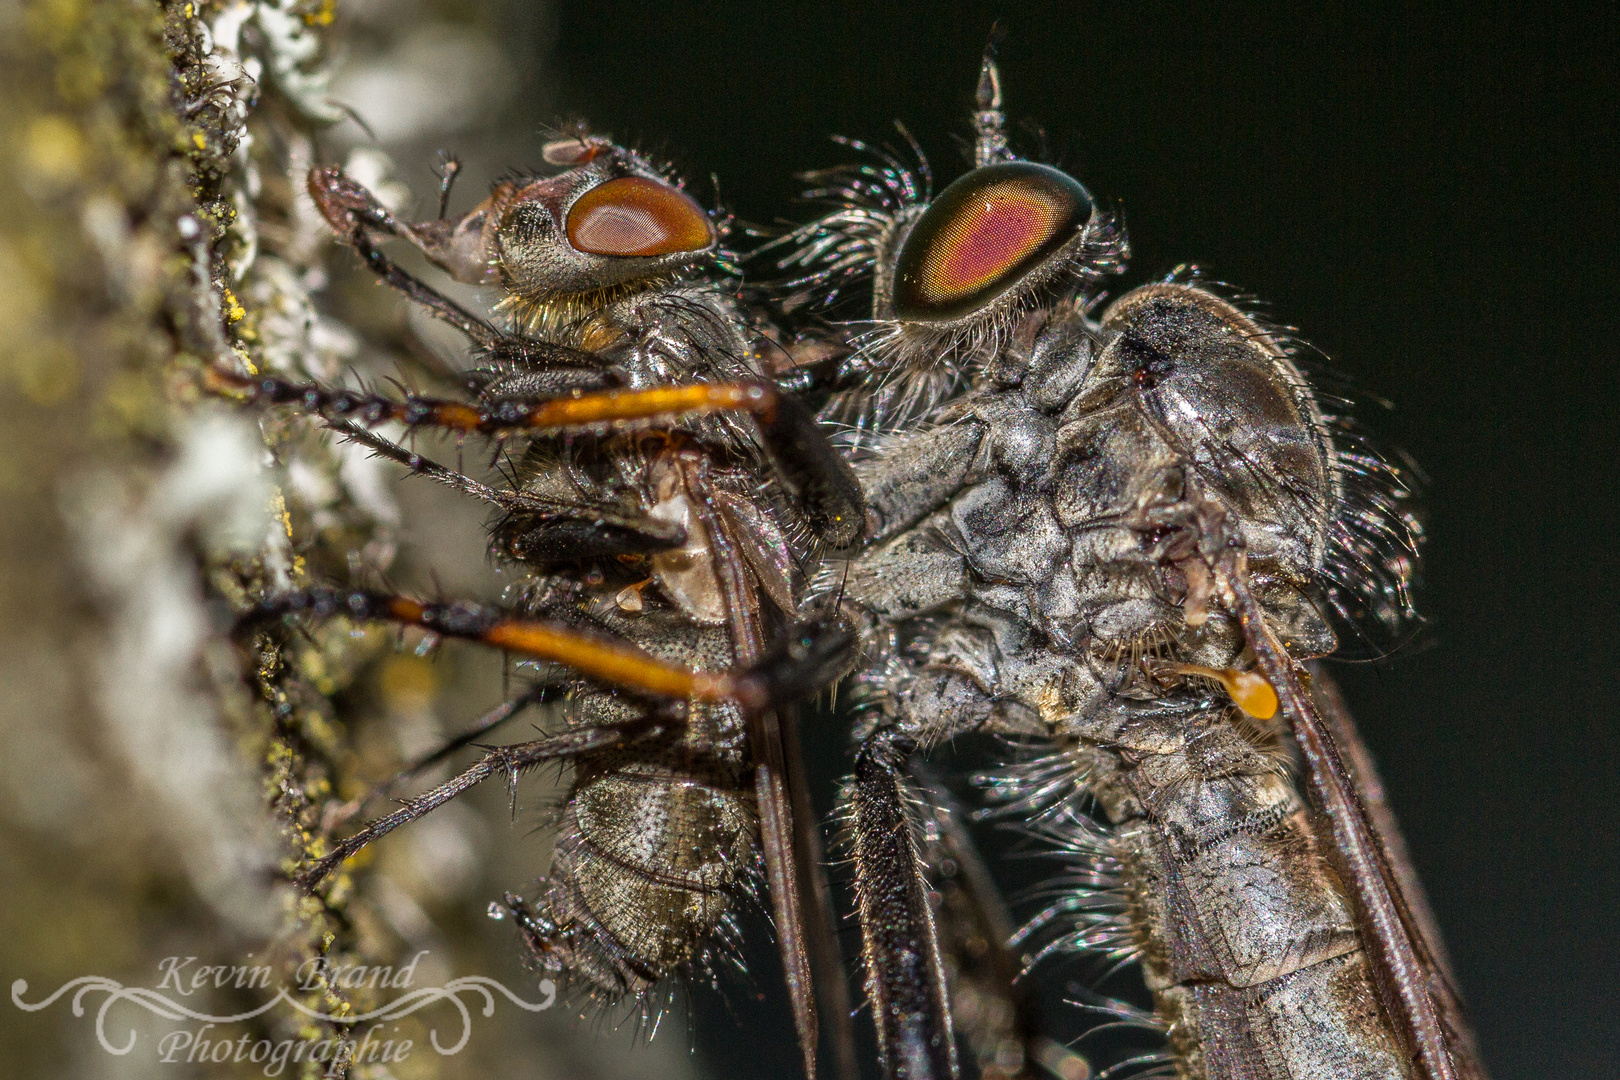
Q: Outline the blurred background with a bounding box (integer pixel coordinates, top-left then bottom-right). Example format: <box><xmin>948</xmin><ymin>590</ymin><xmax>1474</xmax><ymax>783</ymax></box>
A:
<box><xmin>1</xmin><ymin>1</ymin><xmax>1614</xmax><ymax>1078</ymax></box>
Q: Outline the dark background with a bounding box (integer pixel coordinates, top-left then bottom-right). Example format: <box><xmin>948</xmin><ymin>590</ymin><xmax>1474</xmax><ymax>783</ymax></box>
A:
<box><xmin>541</xmin><ymin>3</ymin><xmax>1616</xmax><ymax>1077</ymax></box>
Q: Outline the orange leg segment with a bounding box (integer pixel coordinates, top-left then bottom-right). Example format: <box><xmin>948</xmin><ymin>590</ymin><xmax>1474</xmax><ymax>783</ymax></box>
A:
<box><xmin>244</xmin><ymin>589</ymin><xmax>853</xmax><ymax>714</ymax></box>
<box><xmin>205</xmin><ymin>365</ymin><xmax>781</xmax><ymax>437</ymax></box>
<box><xmin>205</xmin><ymin>364</ymin><xmax>865</xmax><ymax>547</ymax></box>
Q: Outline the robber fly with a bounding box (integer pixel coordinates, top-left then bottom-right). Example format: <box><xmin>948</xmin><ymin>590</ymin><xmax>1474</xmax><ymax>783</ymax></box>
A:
<box><xmin>776</xmin><ymin>52</ymin><xmax>1488</xmax><ymax>1080</ymax></box>
<box><xmin>206</xmin><ymin>135</ymin><xmax>867</xmax><ymax>1079</ymax></box>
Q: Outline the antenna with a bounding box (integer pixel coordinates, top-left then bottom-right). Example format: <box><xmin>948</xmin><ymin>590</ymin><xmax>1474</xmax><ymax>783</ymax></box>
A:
<box><xmin>973</xmin><ymin>34</ymin><xmax>1010</xmax><ymax>168</ymax></box>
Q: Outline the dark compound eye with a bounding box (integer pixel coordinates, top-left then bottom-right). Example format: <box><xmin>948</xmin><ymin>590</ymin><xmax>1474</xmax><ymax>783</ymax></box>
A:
<box><xmin>892</xmin><ymin>162</ymin><xmax>1094</xmax><ymax>322</ymax></box>
<box><xmin>564</xmin><ymin>176</ymin><xmax>716</xmax><ymax>258</ymax></box>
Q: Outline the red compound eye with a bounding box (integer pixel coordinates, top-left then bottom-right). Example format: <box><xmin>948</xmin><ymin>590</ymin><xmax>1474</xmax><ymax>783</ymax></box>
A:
<box><xmin>892</xmin><ymin>162</ymin><xmax>1093</xmax><ymax>321</ymax></box>
<box><xmin>565</xmin><ymin>176</ymin><xmax>715</xmax><ymax>258</ymax></box>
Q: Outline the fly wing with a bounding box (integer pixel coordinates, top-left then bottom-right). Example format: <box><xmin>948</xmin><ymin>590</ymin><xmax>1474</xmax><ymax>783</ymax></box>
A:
<box><xmin>1220</xmin><ymin>563</ymin><xmax>1488</xmax><ymax>1080</ymax></box>
<box><xmin>750</xmin><ymin>714</ymin><xmax>822</xmax><ymax>1080</ymax></box>
<box><xmin>687</xmin><ymin>460</ymin><xmax>857</xmax><ymax>1080</ymax></box>
<box><xmin>1306</xmin><ymin>664</ymin><xmax>1490</xmax><ymax>1080</ymax></box>
<box><xmin>780</xmin><ymin>699</ymin><xmax>862</xmax><ymax>1080</ymax></box>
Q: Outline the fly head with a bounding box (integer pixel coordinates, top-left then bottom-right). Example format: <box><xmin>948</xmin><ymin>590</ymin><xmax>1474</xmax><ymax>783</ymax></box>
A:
<box><xmin>774</xmin><ymin>57</ymin><xmax>1126</xmax><ymax>428</ymax></box>
<box><xmin>451</xmin><ymin>140</ymin><xmax>718</xmax><ymax>322</ymax></box>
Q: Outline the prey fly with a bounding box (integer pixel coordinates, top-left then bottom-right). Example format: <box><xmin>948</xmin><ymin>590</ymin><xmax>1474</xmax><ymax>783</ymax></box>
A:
<box><xmin>209</xmin><ymin>133</ymin><xmax>867</xmax><ymax>1080</ymax></box>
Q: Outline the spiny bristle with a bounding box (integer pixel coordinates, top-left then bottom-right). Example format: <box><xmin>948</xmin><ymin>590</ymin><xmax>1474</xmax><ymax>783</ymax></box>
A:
<box><xmin>974</xmin><ymin>741</ymin><xmax>1097</xmax><ymax>819</ymax></box>
<box><xmin>497</xmin><ymin>277</ymin><xmax>669</xmax><ymax>341</ymax></box>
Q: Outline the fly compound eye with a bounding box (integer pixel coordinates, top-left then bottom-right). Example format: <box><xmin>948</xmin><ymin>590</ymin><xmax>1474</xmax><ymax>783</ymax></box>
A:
<box><xmin>564</xmin><ymin>176</ymin><xmax>716</xmax><ymax>258</ymax></box>
<box><xmin>892</xmin><ymin>161</ymin><xmax>1094</xmax><ymax>322</ymax></box>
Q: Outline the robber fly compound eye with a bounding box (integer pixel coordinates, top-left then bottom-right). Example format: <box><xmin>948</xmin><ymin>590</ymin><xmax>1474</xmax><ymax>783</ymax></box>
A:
<box><xmin>772</xmin><ymin>100</ymin><xmax>1125</xmax><ymax>428</ymax></box>
<box><xmin>891</xmin><ymin>161</ymin><xmax>1097</xmax><ymax>322</ymax></box>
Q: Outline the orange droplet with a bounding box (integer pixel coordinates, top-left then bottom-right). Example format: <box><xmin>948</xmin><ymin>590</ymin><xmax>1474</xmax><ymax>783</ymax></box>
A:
<box><xmin>1161</xmin><ymin>662</ymin><xmax>1279</xmax><ymax>720</ymax></box>
<box><xmin>564</xmin><ymin>176</ymin><xmax>715</xmax><ymax>257</ymax></box>
<box><xmin>1224</xmin><ymin>668</ymin><xmax>1279</xmax><ymax>720</ymax></box>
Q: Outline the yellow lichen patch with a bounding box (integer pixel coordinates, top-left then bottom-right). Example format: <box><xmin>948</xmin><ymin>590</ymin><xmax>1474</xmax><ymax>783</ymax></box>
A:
<box><xmin>22</xmin><ymin>115</ymin><xmax>85</xmax><ymax>189</ymax></box>
<box><xmin>12</xmin><ymin>340</ymin><xmax>82</xmax><ymax>405</ymax></box>
<box><xmin>273</xmin><ymin>488</ymin><xmax>293</xmax><ymax>542</ymax></box>
<box><xmin>378</xmin><ymin>654</ymin><xmax>439</xmax><ymax>714</ymax></box>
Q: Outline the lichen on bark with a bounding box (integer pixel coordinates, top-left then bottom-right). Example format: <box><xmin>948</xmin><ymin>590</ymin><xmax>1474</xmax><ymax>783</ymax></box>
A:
<box><xmin>1</xmin><ymin>0</ymin><xmax>419</xmax><ymax>1075</ymax></box>
<box><xmin>1</xmin><ymin>1</ymin><xmax>707</xmax><ymax>1075</ymax></box>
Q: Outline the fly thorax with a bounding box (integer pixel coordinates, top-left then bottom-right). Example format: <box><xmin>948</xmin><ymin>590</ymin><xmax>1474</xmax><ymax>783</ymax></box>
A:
<box><xmin>951</xmin><ymin>475</ymin><xmax>1069</xmax><ymax>587</ymax></box>
<box><xmin>1022</xmin><ymin>312</ymin><xmax>1099</xmax><ymax>410</ymax></box>
<box><xmin>1097</xmin><ymin>283</ymin><xmax>1338</xmax><ymax>595</ymax></box>
<box><xmin>622</xmin><ymin>284</ymin><xmax>756</xmax><ymax>377</ymax></box>
<box><xmin>980</xmin><ymin>398</ymin><xmax>1057</xmax><ymax>485</ymax></box>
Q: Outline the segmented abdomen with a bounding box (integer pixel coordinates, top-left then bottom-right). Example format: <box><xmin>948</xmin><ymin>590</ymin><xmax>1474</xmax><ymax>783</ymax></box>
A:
<box><xmin>1059</xmin><ymin>708</ymin><xmax>1413</xmax><ymax>1079</ymax></box>
<box><xmin>510</xmin><ymin>613</ymin><xmax>756</xmax><ymax>1001</ymax></box>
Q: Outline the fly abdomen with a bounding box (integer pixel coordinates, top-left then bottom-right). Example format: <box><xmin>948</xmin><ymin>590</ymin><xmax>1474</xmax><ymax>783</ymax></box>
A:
<box><xmin>502</xmin><ymin>612</ymin><xmax>758</xmax><ymax>1003</ymax></box>
<box><xmin>524</xmin><ymin>752</ymin><xmax>755</xmax><ymax>998</ymax></box>
<box><xmin>1084</xmin><ymin>709</ymin><xmax>1414</xmax><ymax>1079</ymax></box>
